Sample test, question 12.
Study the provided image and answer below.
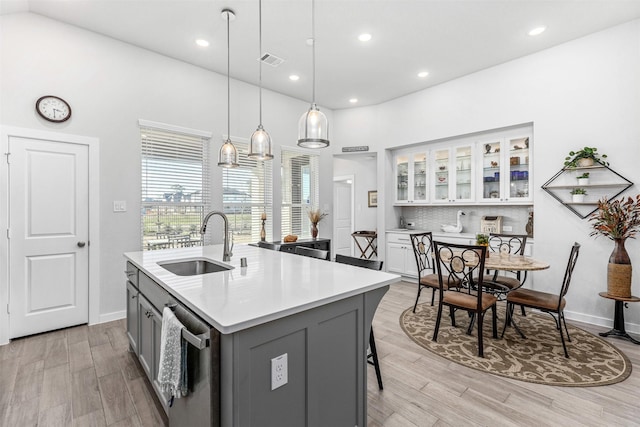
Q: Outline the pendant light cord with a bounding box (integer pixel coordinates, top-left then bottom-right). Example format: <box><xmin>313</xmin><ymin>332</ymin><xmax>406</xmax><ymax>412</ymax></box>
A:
<box><xmin>311</xmin><ymin>0</ymin><xmax>316</xmax><ymax>105</ymax></box>
<box><xmin>259</xmin><ymin>0</ymin><xmax>263</xmax><ymax>126</ymax></box>
<box><xmin>226</xmin><ymin>11</ymin><xmax>231</xmax><ymax>139</ymax></box>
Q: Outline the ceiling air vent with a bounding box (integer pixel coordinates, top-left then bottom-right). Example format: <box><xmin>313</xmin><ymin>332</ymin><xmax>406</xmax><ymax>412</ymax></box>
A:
<box><xmin>259</xmin><ymin>53</ymin><xmax>285</xmax><ymax>67</ymax></box>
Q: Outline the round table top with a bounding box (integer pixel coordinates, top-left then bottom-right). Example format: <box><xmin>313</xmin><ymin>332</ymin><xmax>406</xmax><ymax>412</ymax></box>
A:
<box><xmin>484</xmin><ymin>253</ymin><xmax>550</xmax><ymax>271</ymax></box>
<box><xmin>598</xmin><ymin>292</ymin><xmax>640</xmax><ymax>302</ymax></box>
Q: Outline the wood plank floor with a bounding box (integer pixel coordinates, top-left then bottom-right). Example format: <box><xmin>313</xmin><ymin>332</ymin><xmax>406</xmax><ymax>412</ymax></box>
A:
<box><xmin>1</xmin><ymin>280</ymin><xmax>638</xmax><ymax>426</ymax></box>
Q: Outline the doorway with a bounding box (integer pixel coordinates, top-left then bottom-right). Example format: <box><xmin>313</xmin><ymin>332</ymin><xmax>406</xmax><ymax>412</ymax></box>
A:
<box><xmin>0</xmin><ymin>127</ymin><xmax>100</xmax><ymax>343</ymax></box>
<box><xmin>333</xmin><ymin>175</ymin><xmax>354</xmax><ymax>257</ymax></box>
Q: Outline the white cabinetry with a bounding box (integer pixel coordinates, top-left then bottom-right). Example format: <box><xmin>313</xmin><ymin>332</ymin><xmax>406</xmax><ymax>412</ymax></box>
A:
<box><xmin>391</xmin><ymin>126</ymin><xmax>533</xmax><ymax>206</ymax></box>
<box><xmin>431</xmin><ymin>144</ymin><xmax>474</xmax><ymax>204</ymax></box>
<box><xmin>386</xmin><ymin>232</ymin><xmax>418</xmax><ymax>278</ymax></box>
<box><xmin>478</xmin><ymin>135</ymin><xmax>532</xmax><ymax>203</ymax></box>
<box><xmin>395</xmin><ymin>151</ymin><xmax>428</xmax><ymax>204</ymax></box>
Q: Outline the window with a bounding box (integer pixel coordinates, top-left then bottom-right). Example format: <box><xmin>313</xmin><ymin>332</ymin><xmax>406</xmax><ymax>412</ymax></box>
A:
<box><xmin>281</xmin><ymin>148</ymin><xmax>320</xmax><ymax>238</ymax></box>
<box><xmin>140</xmin><ymin>122</ymin><xmax>210</xmax><ymax>250</ymax></box>
<box><xmin>222</xmin><ymin>141</ymin><xmax>273</xmax><ymax>244</ymax></box>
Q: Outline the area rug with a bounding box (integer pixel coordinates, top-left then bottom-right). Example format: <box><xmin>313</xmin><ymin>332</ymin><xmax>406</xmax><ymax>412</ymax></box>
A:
<box><xmin>400</xmin><ymin>303</ymin><xmax>632</xmax><ymax>386</ymax></box>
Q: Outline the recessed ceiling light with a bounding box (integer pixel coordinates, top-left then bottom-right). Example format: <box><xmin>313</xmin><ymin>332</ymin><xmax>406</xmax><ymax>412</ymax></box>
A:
<box><xmin>195</xmin><ymin>39</ymin><xmax>210</xmax><ymax>47</ymax></box>
<box><xmin>528</xmin><ymin>26</ymin><xmax>546</xmax><ymax>36</ymax></box>
<box><xmin>289</xmin><ymin>74</ymin><xmax>300</xmax><ymax>81</ymax></box>
<box><xmin>358</xmin><ymin>33</ymin><xmax>372</xmax><ymax>42</ymax></box>
<box><xmin>349</xmin><ymin>98</ymin><xmax>358</xmax><ymax>104</ymax></box>
<box><xmin>417</xmin><ymin>71</ymin><xmax>429</xmax><ymax>78</ymax></box>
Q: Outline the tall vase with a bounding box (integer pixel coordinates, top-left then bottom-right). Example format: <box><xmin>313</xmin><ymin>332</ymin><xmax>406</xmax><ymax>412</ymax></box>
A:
<box><xmin>311</xmin><ymin>222</ymin><xmax>318</xmax><ymax>239</ymax></box>
<box><xmin>607</xmin><ymin>238</ymin><xmax>632</xmax><ymax>298</ymax></box>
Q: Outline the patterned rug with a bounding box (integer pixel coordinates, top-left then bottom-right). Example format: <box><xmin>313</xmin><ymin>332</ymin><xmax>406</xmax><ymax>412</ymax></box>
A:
<box><xmin>400</xmin><ymin>303</ymin><xmax>632</xmax><ymax>386</ymax></box>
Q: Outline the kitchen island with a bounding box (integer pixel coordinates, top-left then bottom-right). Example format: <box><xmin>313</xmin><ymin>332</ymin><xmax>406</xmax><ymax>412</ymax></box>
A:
<box><xmin>124</xmin><ymin>244</ymin><xmax>400</xmax><ymax>427</ymax></box>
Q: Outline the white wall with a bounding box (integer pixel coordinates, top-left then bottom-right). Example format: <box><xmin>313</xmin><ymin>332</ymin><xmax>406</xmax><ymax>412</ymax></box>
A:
<box><xmin>333</xmin><ymin>154</ymin><xmax>378</xmax><ymax>232</ymax></box>
<box><xmin>0</xmin><ymin>13</ymin><xmax>334</xmax><ymax>322</ymax></box>
<box><xmin>333</xmin><ymin>19</ymin><xmax>640</xmax><ymax>331</ymax></box>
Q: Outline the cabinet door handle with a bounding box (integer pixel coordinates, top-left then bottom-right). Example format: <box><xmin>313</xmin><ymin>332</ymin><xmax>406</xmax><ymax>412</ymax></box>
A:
<box><xmin>77</xmin><ymin>241</ymin><xmax>86</xmax><ymax>248</ymax></box>
<box><xmin>131</xmin><ymin>294</ymin><xmax>137</xmax><ymax>299</ymax></box>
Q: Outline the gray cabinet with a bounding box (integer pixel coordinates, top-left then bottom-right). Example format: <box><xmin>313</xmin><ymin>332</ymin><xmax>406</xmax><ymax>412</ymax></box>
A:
<box><xmin>137</xmin><ymin>294</ymin><xmax>155</xmax><ymax>380</ymax></box>
<box><xmin>126</xmin><ymin>281</ymin><xmax>139</xmax><ymax>355</ymax></box>
<box><xmin>137</xmin><ymin>291</ymin><xmax>169</xmax><ymax>413</ymax></box>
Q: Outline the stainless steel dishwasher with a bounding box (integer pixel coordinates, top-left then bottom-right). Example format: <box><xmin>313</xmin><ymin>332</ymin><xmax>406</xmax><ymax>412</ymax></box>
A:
<box><xmin>168</xmin><ymin>299</ymin><xmax>220</xmax><ymax>427</ymax></box>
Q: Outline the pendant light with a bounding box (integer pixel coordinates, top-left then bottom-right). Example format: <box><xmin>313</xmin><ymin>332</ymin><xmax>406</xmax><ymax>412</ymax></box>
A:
<box><xmin>218</xmin><ymin>8</ymin><xmax>239</xmax><ymax>168</ymax></box>
<box><xmin>297</xmin><ymin>0</ymin><xmax>329</xmax><ymax>148</ymax></box>
<box><xmin>249</xmin><ymin>0</ymin><xmax>274</xmax><ymax>160</ymax></box>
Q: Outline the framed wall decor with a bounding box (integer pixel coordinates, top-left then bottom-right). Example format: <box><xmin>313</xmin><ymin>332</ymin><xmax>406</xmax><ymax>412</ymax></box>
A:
<box><xmin>368</xmin><ymin>190</ymin><xmax>378</xmax><ymax>207</ymax></box>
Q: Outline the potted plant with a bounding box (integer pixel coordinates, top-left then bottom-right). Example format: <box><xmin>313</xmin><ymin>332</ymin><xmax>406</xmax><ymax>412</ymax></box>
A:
<box><xmin>589</xmin><ymin>195</ymin><xmax>640</xmax><ymax>298</ymax></box>
<box><xmin>577</xmin><ymin>172</ymin><xmax>590</xmax><ymax>185</ymax></box>
<box><xmin>570</xmin><ymin>188</ymin><xmax>587</xmax><ymax>203</ymax></box>
<box><xmin>564</xmin><ymin>147</ymin><xmax>608</xmax><ymax>168</ymax></box>
<box><xmin>476</xmin><ymin>233</ymin><xmax>490</xmax><ymax>257</ymax></box>
<box><xmin>307</xmin><ymin>208</ymin><xmax>328</xmax><ymax>239</ymax></box>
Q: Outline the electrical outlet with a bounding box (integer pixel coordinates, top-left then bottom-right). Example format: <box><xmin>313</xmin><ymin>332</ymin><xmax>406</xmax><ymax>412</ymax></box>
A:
<box><xmin>271</xmin><ymin>353</ymin><xmax>288</xmax><ymax>390</ymax></box>
<box><xmin>503</xmin><ymin>225</ymin><xmax>513</xmax><ymax>232</ymax></box>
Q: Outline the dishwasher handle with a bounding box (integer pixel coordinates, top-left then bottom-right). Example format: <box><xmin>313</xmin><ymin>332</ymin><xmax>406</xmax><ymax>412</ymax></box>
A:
<box><xmin>165</xmin><ymin>303</ymin><xmax>210</xmax><ymax>350</ymax></box>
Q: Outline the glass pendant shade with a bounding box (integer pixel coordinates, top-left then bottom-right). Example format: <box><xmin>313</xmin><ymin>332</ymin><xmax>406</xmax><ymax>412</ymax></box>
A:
<box><xmin>218</xmin><ymin>138</ymin><xmax>239</xmax><ymax>168</ymax></box>
<box><xmin>249</xmin><ymin>125</ymin><xmax>274</xmax><ymax>160</ymax></box>
<box><xmin>297</xmin><ymin>103</ymin><xmax>329</xmax><ymax>148</ymax></box>
<box><xmin>217</xmin><ymin>8</ymin><xmax>239</xmax><ymax>168</ymax></box>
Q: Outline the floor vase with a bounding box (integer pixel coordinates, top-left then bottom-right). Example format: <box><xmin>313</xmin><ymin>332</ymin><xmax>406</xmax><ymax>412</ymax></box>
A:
<box><xmin>608</xmin><ymin>238</ymin><xmax>632</xmax><ymax>298</ymax></box>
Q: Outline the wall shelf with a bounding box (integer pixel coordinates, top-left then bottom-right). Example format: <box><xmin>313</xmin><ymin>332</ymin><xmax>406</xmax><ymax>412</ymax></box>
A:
<box><xmin>541</xmin><ymin>162</ymin><xmax>633</xmax><ymax>218</ymax></box>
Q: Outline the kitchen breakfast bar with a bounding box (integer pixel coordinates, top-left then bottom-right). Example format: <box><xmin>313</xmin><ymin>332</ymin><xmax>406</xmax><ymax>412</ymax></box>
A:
<box><xmin>124</xmin><ymin>244</ymin><xmax>400</xmax><ymax>427</ymax></box>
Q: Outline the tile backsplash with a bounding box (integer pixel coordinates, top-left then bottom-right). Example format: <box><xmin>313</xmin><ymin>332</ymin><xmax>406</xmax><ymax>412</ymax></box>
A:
<box><xmin>401</xmin><ymin>205</ymin><xmax>532</xmax><ymax>237</ymax></box>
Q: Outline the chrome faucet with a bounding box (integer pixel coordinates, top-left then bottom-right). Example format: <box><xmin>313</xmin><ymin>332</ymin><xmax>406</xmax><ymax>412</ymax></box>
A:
<box><xmin>200</xmin><ymin>211</ymin><xmax>232</xmax><ymax>262</ymax></box>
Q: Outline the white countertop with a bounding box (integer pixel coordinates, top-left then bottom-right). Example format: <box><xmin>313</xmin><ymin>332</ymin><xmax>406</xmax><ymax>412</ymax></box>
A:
<box><xmin>386</xmin><ymin>229</ymin><xmax>477</xmax><ymax>239</ymax></box>
<box><xmin>124</xmin><ymin>244</ymin><xmax>400</xmax><ymax>334</ymax></box>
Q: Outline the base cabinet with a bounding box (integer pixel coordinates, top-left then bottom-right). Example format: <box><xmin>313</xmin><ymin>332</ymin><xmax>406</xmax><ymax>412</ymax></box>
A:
<box><xmin>386</xmin><ymin>233</ymin><xmax>418</xmax><ymax>278</ymax></box>
<box><xmin>125</xmin><ymin>258</ymin><xmax>387</xmax><ymax>427</ymax></box>
<box><xmin>126</xmin><ymin>281</ymin><xmax>139</xmax><ymax>355</ymax></box>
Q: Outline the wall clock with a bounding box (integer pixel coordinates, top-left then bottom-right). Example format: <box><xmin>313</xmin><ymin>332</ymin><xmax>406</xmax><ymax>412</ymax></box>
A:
<box><xmin>35</xmin><ymin>95</ymin><xmax>72</xmax><ymax>123</ymax></box>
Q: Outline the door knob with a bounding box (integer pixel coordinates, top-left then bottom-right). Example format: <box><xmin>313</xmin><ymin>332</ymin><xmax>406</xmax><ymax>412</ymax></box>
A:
<box><xmin>77</xmin><ymin>241</ymin><xmax>86</xmax><ymax>248</ymax></box>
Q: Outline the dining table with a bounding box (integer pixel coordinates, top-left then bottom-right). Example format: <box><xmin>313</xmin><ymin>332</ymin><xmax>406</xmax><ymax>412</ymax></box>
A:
<box><xmin>482</xmin><ymin>252</ymin><xmax>550</xmax><ymax>294</ymax></box>
<box><xmin>433</xmin><ymin>248</ymin><xmax>550</xmax><ymax>335</ymax></box>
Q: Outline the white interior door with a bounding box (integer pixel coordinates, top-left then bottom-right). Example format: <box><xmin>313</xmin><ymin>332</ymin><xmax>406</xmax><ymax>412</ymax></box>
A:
<box><xmin>333</xmin><ymin>177</ymin><xmax>354</xmax><ymax>257</ymax></box>
<box><xmin>9</xmin><ymin>136</ymin><xmax>89</xmax><ymax>338</ymax></box>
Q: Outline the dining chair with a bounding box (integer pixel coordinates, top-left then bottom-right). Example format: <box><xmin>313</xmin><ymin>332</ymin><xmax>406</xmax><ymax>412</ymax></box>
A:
<box><xmin>501</xmin><ymin>242</ymin><xmax>580</xmax><ymax>358</ymax></box>
<box><xmin>335</xmin><ymin>254</ymin><xmax>384</xmax><ymax>389</ymax></box>
<box><xmin>432</xmin><ymin>241</ymin><xmax>498</xmax><ymax>358</ymax></box>
<box><xmin>485</xmin><ymin>233</ymin><xmax>528</xmax><ymax>290</ymax></box>
<box><xmin>294</xmin><ymin>246</ymin><xmax>330</xmax><ymax>260</ymax></box>
<box><xmin>410</xmin><ymin>232</ymin><xmax>460</xmax><ymax>312</ymax></box>
<box><xmin>485</xmin><ymin>233</ymin><xmax>529</xmax><ymax>315</ymax></box>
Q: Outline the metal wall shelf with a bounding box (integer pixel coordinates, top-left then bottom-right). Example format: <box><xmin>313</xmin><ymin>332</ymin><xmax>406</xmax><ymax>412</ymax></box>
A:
<box><xmin>542</xmin><ymin>162</ymin><xmax>633</xmax><ymax>218</ymax></box>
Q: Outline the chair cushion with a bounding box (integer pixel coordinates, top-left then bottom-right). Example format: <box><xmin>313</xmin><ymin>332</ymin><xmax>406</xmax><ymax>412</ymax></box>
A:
<box><xmin>420</xmin><ymin>274</ymin><xmax>461</xmax><ymax>290</ymax></box>
<box><xmin>443</xmin><ymin>291</ymin><xmax>497</xmax><ymax>311</ymax></box>
<box><xmin>507</xmin><ymin>288</ymin><xmax>565</xmax><ymax>311</ymax></box>
<box><xmin>483</xmin><ymin>275</ymin><xmax>521</xmax><ymax>289</ymax></box>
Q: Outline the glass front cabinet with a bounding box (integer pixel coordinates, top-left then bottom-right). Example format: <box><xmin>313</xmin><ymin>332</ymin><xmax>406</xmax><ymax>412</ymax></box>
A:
<box><xmin>431</xmin><ymin>144</ymin><xmax>474</xmax><ymax>204</ymax></box>
<box><xmin>394</xmin><ymin>151</ymin><xmax>428</xmax><ymax>204</ymax></box>
<box><xmin>478</xmin><ymin>135</ymin><xmax>532</xmax><ymax>203</ymax></box>
<box><xmin>392</xmin><ymin>128</ymin><xmax>532</xmax><ymax>206</ymax></box>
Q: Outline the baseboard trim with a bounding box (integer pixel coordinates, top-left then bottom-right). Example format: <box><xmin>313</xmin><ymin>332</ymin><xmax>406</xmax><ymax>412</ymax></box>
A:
<box><xmin>564</xmin><ymin>309</ymin><xmax>639</xmax><ymax>335</ymax></box>
<box><xmin>96</xmin><ymin>310</ymin><xmax>126</xmax><ymax>325</ymax></box>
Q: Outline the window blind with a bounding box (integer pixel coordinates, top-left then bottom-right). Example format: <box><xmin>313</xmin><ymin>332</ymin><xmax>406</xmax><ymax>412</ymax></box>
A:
<box><xmin>222</xmin><ymin>141</ymin><xmax>273</xmax><ymax>243</ymax></box>
<box><xmin>281</xmin><ymin>148</ymin><xmax>320</xmax><ymax>238</ymax></box>
<box><xmin>140</xmin><ymin>126</ymin><xmax>210</xmax><ymax>250</ymax></box>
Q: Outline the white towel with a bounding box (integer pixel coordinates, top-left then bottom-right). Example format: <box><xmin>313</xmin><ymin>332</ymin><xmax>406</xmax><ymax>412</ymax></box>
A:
<box><xmin>158</xmin><ymin>306</ymin><xmax>187</xmax><ymax>400</ymax></box>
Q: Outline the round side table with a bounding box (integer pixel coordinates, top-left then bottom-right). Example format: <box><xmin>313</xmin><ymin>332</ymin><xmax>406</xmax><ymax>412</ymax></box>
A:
<box><xmin>598</xmin><ymin>292</ymin><xmax>640</xmax><ymax>345</ymax></box>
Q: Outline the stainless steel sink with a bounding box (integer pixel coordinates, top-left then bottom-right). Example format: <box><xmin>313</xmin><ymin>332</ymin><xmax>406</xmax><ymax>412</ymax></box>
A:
<box><xmin>159</xmin><ymin>259</ymin><xmax>233</xmax><ymax>276</ymax></box>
